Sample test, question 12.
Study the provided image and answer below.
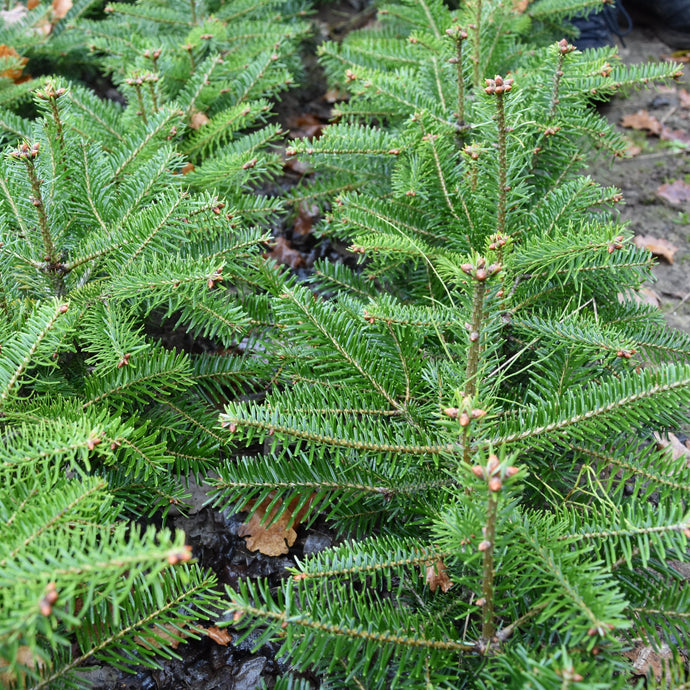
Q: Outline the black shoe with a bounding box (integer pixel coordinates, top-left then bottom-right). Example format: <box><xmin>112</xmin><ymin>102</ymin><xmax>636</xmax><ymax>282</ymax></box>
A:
<box><xmin>627</xmin><ymin>0</ymin><xmax>690</xmax><ymax>48</ymax></box>
<box><xmin>570</xmin><ymin>3</ymin><xmax>633</xmax><ymax>50</ymax></box>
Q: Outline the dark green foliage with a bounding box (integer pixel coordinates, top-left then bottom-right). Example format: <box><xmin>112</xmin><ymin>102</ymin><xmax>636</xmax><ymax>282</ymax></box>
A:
<box><xmin>1</xmin><ymin>0</ymin><xmax>689</xmax><ymax>687</ymax></box>
<box><xmin>209</xmin><ymin>0</ymin><xmax>690</xmax><ymax>687</ymax></box>
<box><xmin>0</xmin><ymin>54</ymin><xmax>280</xmax><ymax>690</ymax></box>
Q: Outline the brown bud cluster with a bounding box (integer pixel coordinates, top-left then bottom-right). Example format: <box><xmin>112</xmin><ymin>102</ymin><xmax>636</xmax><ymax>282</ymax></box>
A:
<box><xmin>470</xmin><ymin>453</ymin><xmax>520</xmax><ymax>491</ymax></box>
<box><xmin>125</xmin><ymin>73</ymin><xmax>158</xmax><ymax>86</ymax></box>
<box><xmin>167</xmin><ymin>544</ymin><xmax>193</xmax><ymax>565</ymax></box>
<box><xmin>557</xmin><ymin>38</ymin><xmax>576</xmax><ymax>54</ymax></box>
<box><xmin>488</xmin><ymin>233</ymin><xmax>507</xmax><ymax>251</ymax></box>
<box><xmin>445</xmin><ymin>26</ymin><xmax>468</xmax><ymax>41</ymax></box>
<box><xmin>9</xmin><ymin>141</ymin><xmax>40</xmax><ymax>160</ymax></box>
<box><xmin>463</xmin><ymin>143</ymin><xmax>480</xmax><ymax>160</ymax></box>
<box><xmin>35</xmin><ymin>84</ymin><xmax>67</xmax><ymax>100</ymax></box>
<box><xmin>484</xmin><ymin>75</ymin><xmax>514</xmax><ymax>95</ymax></box>
<box><xmin>143</xmin><ymin>48</ymin><xmax>162</xmax><ymax>60</ymax></box>
<box><xmin>460</xmin><ymin>258</ymin><xmax>502</xmax><ymax>281</ymax></box>
<box><xmin>39</xmin><ymin>582</ymin><xmax>59</xmax><ymax>617</ymax></box>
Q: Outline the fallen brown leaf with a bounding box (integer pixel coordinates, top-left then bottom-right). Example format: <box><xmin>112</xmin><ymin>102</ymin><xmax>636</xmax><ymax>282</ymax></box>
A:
<box><xmin>660</xmin><ymin>126</ymin><xmax>690</xmax><ymax>145</ymax></box>
<box><xmin>51</xmin><ymin>0</ymin><xmax>72</xmax><ymax>19</ymax></box>
<box><xmin>264</xmin><ymin>236</ymin><xmax>306</xmax><ymax>270</ymax></box>
<box><xmin>238</xmin><ymin>493</ymin><xmax>313</xmax><ymax>556</ymax></box>
<box><xmin>27</xmin><ymin>0</ymin><xmax>40</xmax><ymax>9</ymax></box>
<box><xmin>623</xmin><ymin>640</ymin><xmax>674</xmax><ymax>681</ymax></box>
<box><xmin>1</xmin><ymin>646</ymin><xmax>48</xmax><ymax>686</ymax></box>
<box><xmin>623</xmin><ymin>140</ymin><xmax>642</xmax><ymax>158</ymax></box>
<box><xmin>679</xmin><ymin>88</ymin><xmax>690</xmax><ymax>108</ymax></box>
<box><xmin>654</xmin><ymin>432</ymin><xmax>690</xmax><ymax>467</ymax></box>
<box><xmin>624</xmin><ymin>286</ymin><xmax>662</xmax><ymax>309</ymax></box>
<box><xmin>134</xmin><ymin>623</ymin><xmax>186</xmax><ymax>651</ymax></box>
<box><xmin>657</xmin><ymin>179</ymin><xmax>690</xmax><ymax>206</ymax></box>
<box><xmin>283</xmin><ymin>157</ymin><xmax>313</xmax><ymax>175</ymax></box>
<box><xmin>512</xmin><ymin>0</ymin><xmax>529</xmax><ymax>12</ymax></box>
<box><xmin>189</xmin><ymin>111</ymin><xmax>210</xmax><ymax>130</ymax></box>
<box><xmin>0</xmin><ymin>44</ymin><xmax>28</xmax><ymax>82</ymax></box>
<box><xmin>293</xmin><ymin>202</ymin><xmax>319</xmax><ymax>239</ymax></box>
<box><xmin>203</xmin><ymin>625</ymin><xmax>232</xmax><ymax>646</ymax></box>
<box><xmin>323</xmin><ymin>86</ymin><xmax>348</xmax><ymax>103</ymax></box>
<box><xmin>0</xmin><ymin>5</ymin><xmax>28</xmax><ymax>25</ymax></box>
<box><xmin>620</xmin><ymin>110</ymin><xmax>662</xmax><ymax>135</ymax></box>
<box><xmin>180</xmin><ymin>161</ymin><xmax>195</xmax><ymax>175</ymax></box>
<box><xmin>633</xmin><ymin>235</ymin><xmax>679</xmax><ymax>264</ymax></box>
<box><xmin>424</xmin><ymin>559</ymin><xmax>454</xmax><ymax>593</ymax></box>
<box><xmin>287</xmin><ymin>113</ymin><xmax>326</xmax><ymax>139</ymax></box>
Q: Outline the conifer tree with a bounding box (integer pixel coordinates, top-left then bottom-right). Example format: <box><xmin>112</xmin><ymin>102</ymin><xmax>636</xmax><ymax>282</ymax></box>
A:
<box><xmin>212</xmin><ymin>0</ymin><xmax>690</xmax><ymax>686</ymax></box>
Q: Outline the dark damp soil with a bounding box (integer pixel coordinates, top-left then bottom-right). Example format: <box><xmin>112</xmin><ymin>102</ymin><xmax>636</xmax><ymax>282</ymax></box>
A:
<box><xmin>84</xmin><ymin>13</ymin><xmax>689</xmax><ymax>690</ymax></box>
<box><xmin>591</xmin><ymin>26</ymin><xmax>690</xmax><ymax>334</ymax></box>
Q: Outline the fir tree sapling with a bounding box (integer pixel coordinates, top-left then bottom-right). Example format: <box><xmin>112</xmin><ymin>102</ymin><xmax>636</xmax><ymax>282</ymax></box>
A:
<box><xmin>213</xmin><ymin>0</ymin><xmax>690</xmax><ymax>686</ymax></box>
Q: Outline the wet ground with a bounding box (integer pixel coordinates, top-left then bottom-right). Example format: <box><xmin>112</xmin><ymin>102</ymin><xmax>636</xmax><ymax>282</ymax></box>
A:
<box><xmin>593</xmin><ymin>24</ymin><xmax>690</xmax><ymax>332</ymax></box>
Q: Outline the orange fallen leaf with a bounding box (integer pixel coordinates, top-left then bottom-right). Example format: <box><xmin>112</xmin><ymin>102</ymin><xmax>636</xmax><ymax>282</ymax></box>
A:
<box><xmin>264</xmin><ymin>236</ymin><xmax>306</xmax><ymax>270</ymax></box>
<box><xmin>180</xmin><ymin>161</ymin><xmax>195</xmax><ymax>175</ymax></box>
<box><xmin>52</xmin><ymin>0</ymin><xmax>71</xmax><ymax>19</ymax></box>
<box><xmin>0</xmin><ymin>44</ymin><xmax>28</xmax><ymax>83</ymax></box>
<box><xmin>424</xmin><ymin>559</ymin><xmax>454</xmax><ymax>593</ymax></box>
<box><xmin>657</xmin><ymin>179</ymin><xmax>690</xmax><ymax>206</ymax></box>
<box><xmin>620</xmin><ymin>110</ymin><xmax>662</xmax><ymax>135</ymax></box>
<box><xmin>238</xmin><ymin>493</ymin><xmax>313</xmax><ymax>556</ymax></box>
<box><xmin>27</xmin><ymin>0</ymin><xmax>40</xmax><ymax>9</ymax></box>
<box><xmin>633</xmin><ymin>235</ymin><xmax>679</xmax><ymax>264</ymax></box>
<box><xmin>203</xmin><ymin>625</ymin><xmax>232</xmax><ymax>646</ymax></box>
<box><xmin>623</xmin><ymin>141</ymin><xmax>642</xmax><ymax>158</ymax></box>
<box><xmin>512</xmin><ymin>0</ymin><xmax>529</xmax><ymax>12</ymax></box>
<box><xmin>189</xmin><ymin>111</ymin><xmax>210</xmax><ymax>130</ymax></box>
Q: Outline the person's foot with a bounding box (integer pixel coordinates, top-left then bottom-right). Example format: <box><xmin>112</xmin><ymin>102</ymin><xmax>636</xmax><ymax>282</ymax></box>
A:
<box><xmin>570</xmin><ymin>3</ymin><xmax>632</xmax><ymax>50</ymax></box>
<box><xmin>627</xmin><ymin>0</ymin><xmax>690</xmax><ymax>49</ymax></box>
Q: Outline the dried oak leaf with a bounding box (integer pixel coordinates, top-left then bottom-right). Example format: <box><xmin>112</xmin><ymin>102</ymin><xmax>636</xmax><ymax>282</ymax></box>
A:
<box><xmin>620</xmin><ymin>110</ymin><xmax>662</xmax><ymax>135</ymax></box>
<box><xmin>51</xmin><ymin>0</ymin><xmax>71</xmax><ymax>19</ymax></box>
<box><xmin>424</xmin><ymin>559</ymin><xmax>454</xmax><ymax>593</ymax></box>
<box><xmin>180</xmin><ymin>161</ymin><xmax>195</xmax><ymax>175</ymax></box>
<box><xmin>238</xmin><ymin>494</ymin><xmax>313</xmax><ymax>556</ymax></box>
<box><xmin>203</xmin><ymin>625</ymin><xmax>232</xmax><ymax>646</ymax></box>
<box><xmin>264</xmin><ymin>236</ymin><xmax>305</xmax><ymax>270</ymax></box>
<box><xmin>189</xmin><ymin>111</ymin><xmax>210</xmax><ymax>130</ymax></box>
<box><xmin>623</xmin><ymin>640</ymin><xmax>674</xmax><ymax>681</ymax></box>
<box><xmin>633</xmin><ymin>235</ymin><xmax>679</xmax><ymax>264</ymax></box>
<box><xmin>657</xmin><ymin>179</ymin><xmax>690</xmax><ymax>206</ymax></box>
